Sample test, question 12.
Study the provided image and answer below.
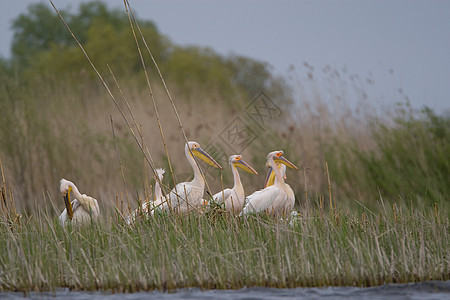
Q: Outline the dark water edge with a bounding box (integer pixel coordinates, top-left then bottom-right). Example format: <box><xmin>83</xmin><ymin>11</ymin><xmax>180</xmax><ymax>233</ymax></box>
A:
<box><xmin>1</xmin><ymin>281</ymin><xmax>449</xmax><ymax>300</ymax></box>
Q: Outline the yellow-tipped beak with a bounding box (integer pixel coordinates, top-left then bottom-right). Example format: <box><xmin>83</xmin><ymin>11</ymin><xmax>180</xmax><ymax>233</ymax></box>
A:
<box><xmin>234</xmin><ymin>159</ymin><xmax>258</xmax><ymax>175</ymax></box>
<box><xmin>193</xmin><ymin>147</ymin><xmax>223</xmax><ymax>170</ymax></box>
<box><xmin>64</xmin><ymin>186</ymin><xmax>73</xmax><ymax>219</ymax></box>
<box><xmin>264</xmin><ymin>166</ymin><xmax>275</xmax><ymax>188</ymax></box>
<box><xmin>264</xmin><ymin>163</ymin><xmax>288</xmax><ymax>188</ymax></box>
<box><xmin>274</xmin><ymin>155</ymin><xmax>298</xmax><ymax>170</ymax></box>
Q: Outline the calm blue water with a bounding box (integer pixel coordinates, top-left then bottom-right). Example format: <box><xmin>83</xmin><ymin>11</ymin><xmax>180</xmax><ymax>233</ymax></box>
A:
<box><xmin>2</xmin><ymin>281</ymin><xmax>449</xmax><ymax>300</ymax></box>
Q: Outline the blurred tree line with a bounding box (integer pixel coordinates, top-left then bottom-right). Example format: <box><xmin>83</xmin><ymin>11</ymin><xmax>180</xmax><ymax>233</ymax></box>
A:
<box><xmin>0</xmin><ymin>1</ymin><xmax>291</xmax><ymax>104</ymax></box>
<box><xmin>0</xmin><ymin>1</ymin><xmax>447</xmax><ymax>208</ymax></box>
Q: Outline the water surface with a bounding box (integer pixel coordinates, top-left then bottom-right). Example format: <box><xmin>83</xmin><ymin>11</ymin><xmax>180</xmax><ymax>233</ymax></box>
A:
<box><xmin>2</xmin><ymin>281</ymin><xmax>449</xmax><ymax>300</ymax></box>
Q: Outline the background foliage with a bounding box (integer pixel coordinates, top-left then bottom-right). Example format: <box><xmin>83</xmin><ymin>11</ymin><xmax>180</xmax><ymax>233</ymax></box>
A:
<box><xmin>0</xmin><ymin>1</ymin><xmax>448</xmax><ymax>216</ymax></box>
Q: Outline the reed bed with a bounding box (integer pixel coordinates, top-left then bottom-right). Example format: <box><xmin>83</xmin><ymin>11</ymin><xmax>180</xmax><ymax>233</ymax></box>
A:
<box><xmin>0</xmin><ymin>198</ymin><xmax>448</xmax><ymax>292</ymax></box>
<box><xmin>0</xmin><ymin>1</ymin><xmax>448</xmax><ymax>292</ymax></box>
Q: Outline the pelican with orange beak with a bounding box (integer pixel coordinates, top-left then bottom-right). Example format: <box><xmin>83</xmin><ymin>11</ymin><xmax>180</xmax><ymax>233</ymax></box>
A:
<box><xmin>59</xmin><ymin>179</ymin><xmax>99</xmax><ymax>225</ymax></box>
<box><xmin>211</xmin><ymin>155</ymin><xmax>258</xmax><ymax>213</ymax></box>
<box><xmin>242</xmin><ymin>150</ymin><xmax>298</xmax><ymax>215</ymax></box>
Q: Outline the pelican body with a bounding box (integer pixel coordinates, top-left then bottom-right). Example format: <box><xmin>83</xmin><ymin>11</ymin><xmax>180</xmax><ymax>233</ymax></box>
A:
<box><xmin>160</xmin><ymin>141</ymin><xmax>222</xmax><ymax>214</ymax></box>
<box><xmin>212</xmin><ymin>155</ymin><xmax>258</xmax><ymax>213</ymax></box>
<box><xmin>59</xmin><ymin>179</ymin><xmax>99</xmax><ymax>226</ymax></box>
<box><xmin>127</xmin><ymin>168</ymin><xmax>165</xmax><ymax>223</ymax></box>
<box><xmin>264</xmin><ymin>163</ymin><xmax>295</xmax><ymax>213</ymax></box>
<box><xmin>242</xmin><ymin>151</ymin><xmax>298</xmax><ymax>216</ymax></box>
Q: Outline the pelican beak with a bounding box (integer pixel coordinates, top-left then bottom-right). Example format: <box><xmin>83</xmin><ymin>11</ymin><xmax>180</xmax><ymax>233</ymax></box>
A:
<box><xmin>64</xmin><ymin>186</ymin><xmax>74</xmax><ymax>220</ymax></box>
<box><xmin>234</xmin><ymin>159</ymin><xmax>258</xmax><ymax>175</ymax></box>
<box><xmin>264</xmin><ymin>166</ymin><xmax>275</xmax><ymax>188</ymax></box>
<box><xmin>193</xmin><ymin>147</ymin><xmax>223</xmax><ymax>170</ymax></box>
<box><xmin>274</xmin><ymin>155</ymin><xmax>298</xmax><ymax>170</ymax></box>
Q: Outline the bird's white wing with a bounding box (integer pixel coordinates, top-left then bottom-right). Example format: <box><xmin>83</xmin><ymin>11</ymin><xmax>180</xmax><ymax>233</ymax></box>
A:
<box><xmin>212</xmin><ymin>188</ymin><xmax>232</xmax><ymax>204</ymax></box>
<box><xmin>165</xmin><ymin>182</ymin><xmax>203</xmax><ymax>212</ymax></box>
<box><xmin>284</xmin><ymin>184</ymin><xmax>295</xmax><ymax>213</ymax></box>
<box><xmin>59</xmin><ymin>209</ymin><xmax>68</xmax><ymax>225</ymax></box>
<box><xmin>242</xmin><ymin>186</ymin><xmax>281</xmax><ymax>214</ymax></box>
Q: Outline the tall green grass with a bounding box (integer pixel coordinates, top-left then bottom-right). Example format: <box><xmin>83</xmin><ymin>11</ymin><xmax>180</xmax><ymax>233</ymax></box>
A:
<box><xmin>0</xmin><ymin>199</ymin><xmax>448</xmax><ymax>292</ymax></box>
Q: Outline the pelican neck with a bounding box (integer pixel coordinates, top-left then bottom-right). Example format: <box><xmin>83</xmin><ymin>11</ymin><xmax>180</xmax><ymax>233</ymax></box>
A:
<box><xmin>69</xmin><ymin>182</ymin><xmax>83</xmax><ymax>201</ymax></box>
<box><xmin>185</xmin><ymin>147</ymin><xmax>203</xmax><ymax>185</ymax></box>
<box><xmin>270</xmin><ymin>157</ymin><xmax>284</xmax><ymax>187</ymax></box>
<box><xmin>231</xmin><ymin>163</ymin><xmax>242</xmax><ymax>189</ymax></box>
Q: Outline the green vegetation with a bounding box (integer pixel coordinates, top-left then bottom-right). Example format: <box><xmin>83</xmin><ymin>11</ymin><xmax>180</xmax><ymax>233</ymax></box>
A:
<box><xmin>325</xmin><ymin>105</ymin><xmax>449</xmax><ymax>208</ymax></box>
<box><xmin>7</xmin><ymin>1</ymin><xmax>287</xmax><ymax>102</ymax></box>
<box><xmin>0</xmin><ymin>202</ymin><xmax>448</xmax><ymax>292</ymax></box>
<box><xmin>0</xmin><ymin>1</ymin><xmax>448</xmax><ymax>292</ymax></box>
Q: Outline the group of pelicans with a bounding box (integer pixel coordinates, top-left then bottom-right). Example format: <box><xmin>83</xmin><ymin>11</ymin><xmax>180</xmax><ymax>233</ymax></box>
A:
<box><xmin>59</xmin><ymin>141</ymin><xmax>298</xmax><ymax>225</ymax></box>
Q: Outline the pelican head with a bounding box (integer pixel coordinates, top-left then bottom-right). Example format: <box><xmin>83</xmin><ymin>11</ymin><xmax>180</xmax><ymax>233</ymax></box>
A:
<box><xmin>264</xmin><ymin>151</ymin><xmax>298</xmax><ymax>187</ymax></box>
<box><xmin>229</xmin><ymin>155</ymin><xmax>258</xmax><ymax>175</ymax></box>
<box><xmin>266</xmin><ymin>150</ymin><xmax>298</xmax><ymax>170</ymax></box>
<box><xmin>60</xmin><ymin>178</ymin><xmax>74</xmax><ymax>220</ymax></box>
<box><xmin>186</xmin><ymin>141</ymin><xmax>223</xmax><ymax>169</ymax></box>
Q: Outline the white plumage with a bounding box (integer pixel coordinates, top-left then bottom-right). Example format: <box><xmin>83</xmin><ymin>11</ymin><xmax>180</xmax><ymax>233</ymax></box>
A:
<box><xmin>59</xmin><ymin>178</ymin><xmax>99</xmax><ymax>226</ymax></box>
<box><xmin>264</xmin><ymin>163</ymin><xmax>295</xmax><ymax>214</ymax></box>
<box><xmin>212</xmin><ymin>155</ymin><xmax>258</xmax><ymax>213</ymax></box>
<box><xmin>242</xmin><ymin>150</ymin><xmax>298</xmax><ymax>216</ymax></box>
<box><xmin>126</xmin><ymin>168</ymin><xmax>165</xmax><ymax>223</ymax></box>
<box><xmin>160</xmin><ymin>141</ymin><xmax>222</xmax><ymax>214</ymax></box>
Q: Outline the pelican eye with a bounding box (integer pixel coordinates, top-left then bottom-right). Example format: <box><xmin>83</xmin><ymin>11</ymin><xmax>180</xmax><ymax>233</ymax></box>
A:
<box><xmin>235</xmin><ymin>156</ymin><xmax>241</xmax><ymax>161</ymax></box>
<box><xmin>276</xmin><ymin>152</ymin><xmax>283</xmax><ymax>158</ymax></box>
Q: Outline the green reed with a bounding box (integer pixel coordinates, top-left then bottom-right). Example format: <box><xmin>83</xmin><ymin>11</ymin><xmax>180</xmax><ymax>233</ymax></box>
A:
<box><xmin>0</xmin><ymin>199</ymin><xmax>448</xmax><ymax>292</ymax></box>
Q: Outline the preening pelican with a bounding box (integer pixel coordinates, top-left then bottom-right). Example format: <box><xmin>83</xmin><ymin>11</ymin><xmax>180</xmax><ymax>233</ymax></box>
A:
<box><xmin>59</xmin><ymin>179</ymin><xmax>99</xmax><ymax>226</ymax></box>
<box><xmin>126</xmin><ymin>168</ymin><xmax>165</xmax><ymax>224</ymax></box>
<box><xmin>211</xmin><ymin>155</ymin><xmax>258</xmax><ymax>213</ymax></box>
<box><xmin>160</xmin><ymin>141</ymin><xmax>222</xmax><ymax>214</ymax></box>
<box><xmin>264</xmin><ymin>162</ymin><xmax>295</xmax><ymax>214</ymax></box>
<box><xmin>242</xmin><ymin>151</ymin><xmax>298</xmax><ymax>216</ymax></box>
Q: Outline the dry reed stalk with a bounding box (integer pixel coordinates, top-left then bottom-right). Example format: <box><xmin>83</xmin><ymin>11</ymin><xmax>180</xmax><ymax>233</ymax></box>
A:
<box><xmin>393</xmin><ymin>203</ymin><xmax>397</xmax><ymax>222</ymax></box>
<box><xmin>106</xmin><ymin>66</ymin><xmax>177</xmax><ymax>213</ymax></box>
<box><xmin>0</xmin><ymin>156</ymin><xmax>19</xmax><ymax>225</ymax></box>
<box><xmin>49</xmin><ymin>1</ymin><xmax>190</xmax><ymax>215</ymax></box>
<box><xmin>49</xmin><ymin>1</ymin><xmax>227</xmax><ymax>218</ymax></box>
<box><xmin>49</xmin><ymin>0</ymin><xmax>158</xmax><ymax>174</ymax></box>
<box><xmin>107</xmin><ymin>65</ymin><xmax>141</xmax><ymax>138</ymax></box>
<box><xmin>138</xmin><ymin>124</ymin><xmax>151</xmax><ymax>200</ymax></box>
<box><xmin>0</xmin><ymin>156</ymin><xmax>6</xmax><ymax>213</ymax></box>
<box><xmin>115</xmin><ymin>193</ymin><xmax>119</xmax><ymax>216</ymax></box>
<box><xmin>122</xmin><ymin>1</ymin><xmax>176</xmax><ymax>210</ymax></box>
<box><xmin>110</xmin><ymin>115</ymin><xmax>130</xmax><ymax>204</ymax></box>
<box><xmin>434</xmin><ymin>202</ymin><xmax>439</xmax><ymax>223</ymax></box>
<box><xmin>303</xmin><ymin>167</ymin><xmax>310</xmax><ymax>209</ymax></box>
<box><xmin>325</xmin><ymin>161</ymin><xmax>333</xmax><ymax>218</ymax></box>
<box><xmin>121</xmin><ymin>192</ymin><xmax>124</xmax><ymax>215</ymax></box>
<box><xmin>1</xmin><ymin>185</ymin><xmax>6</xmax><ymax>215</ymax></box>
<box><xmin>123</xmin><ymin>0</ymin><xmax>216</xmax><ymax>199</ymax></box>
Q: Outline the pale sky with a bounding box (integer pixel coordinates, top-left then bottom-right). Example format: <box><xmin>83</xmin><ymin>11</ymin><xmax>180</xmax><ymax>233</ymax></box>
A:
<box><xmin>1</xmin><ymin>0</ymin><xmax>449</xmax><ymax>113</ymax></box>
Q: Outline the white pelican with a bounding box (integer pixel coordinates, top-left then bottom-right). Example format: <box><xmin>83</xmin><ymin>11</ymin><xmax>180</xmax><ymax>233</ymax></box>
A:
<box><xmin>211</xmin><ymin>155</ymin><xmax>258</xmax><ymax>213</ymax></box>
<box><xmin>264</xmin><ymin>162</ymin><xmax>295</xmax><ymax>214</ymax></box>
<box><xmin>160</xmin><ymin>141</ymin><xmax>222</xmax><ymax>214</ymax></box>
<box><xmin>242</xmin><ymin>151</ymin><xmax>298</xmax><ymax>216</ymax></box>
<box><xmin>126</xmin><ymin>168</ymin><xmax>165</xmax><ymax>224</ymax></box>
<box><xmin>59</xmin><ymin>178</ymin><xmax>99</xmax><ymax>226</ymax></box>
